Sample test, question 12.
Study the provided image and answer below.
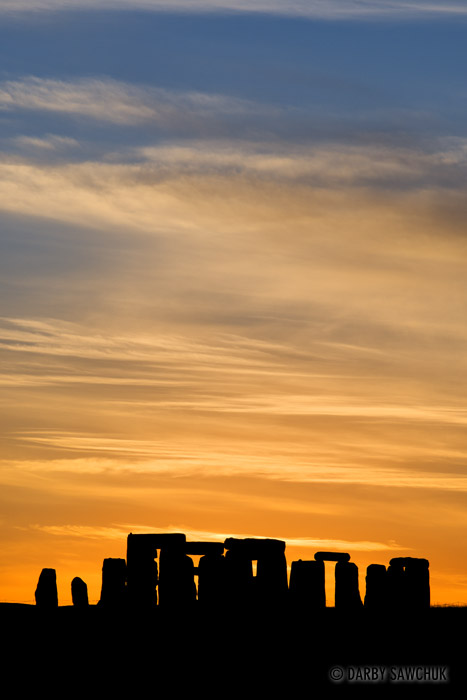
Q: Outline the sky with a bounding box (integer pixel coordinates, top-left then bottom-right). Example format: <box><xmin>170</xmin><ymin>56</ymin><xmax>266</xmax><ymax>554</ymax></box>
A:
<box><xmin>1</xmin><ymin>0</ymin><xmax>467</xmax><ymax>606</ymax></box>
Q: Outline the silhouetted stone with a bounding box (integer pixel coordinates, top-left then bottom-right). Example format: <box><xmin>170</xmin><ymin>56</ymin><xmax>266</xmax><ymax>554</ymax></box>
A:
<box><xmin>71</xmin><ymin>577</ymin><xmax>89</xmax><ymax>608</ymax></box>
<box><xmin>256</xmin><ymin>549</ymin><xmax>288</xmax><ymax>606</ymax></box>
<box><xmin>158</xmin><ymin>549</ymin><xmax>196</xmax><ymax>608</ymax></box>
<box><xmin>314</xmin><ymin>551</ymin><xmax>351</xmax><ymax>563</ymax></box>
<box><xmin>128</xmin><ymin>532</ymin><xmax>187</xmax><ymax>551</ymax></box>
<box><xmin>224</xmin><ymin>548</ymin><xmax>254</xmax><ymax>606</ymax></box>
<box><xmin>197</xmin><ymin>552</ymin><xmax>227</xmax><ymax>606</ymax></box>
<box><xmin>223</xmin><ymin>538</ymin><xmax>287</xmax><ymax>607</ymax></box>
<box><xmin>364</xmin><ymin>564</ymin><xmax>387</xmax><ymax>610</ymax></box>
<box><xmin>389</xmin><ymin>557</ymin><xmax>429</xmax><ymax>569</ymax></box>
<box><xmin>224</xmin><ymin>537</ymin><xmax>286</xmax><ymax>558</ymax></box>
<box><xmin>35</xmin><ymin>568</ymin><xmax>58</xmax><ymax>609</ymax></box>
<box><xmin>335</xmin><ymin>561</ymin><xmax>363</xmax><ymax>611</ymax></box>
<box><xmin>387</xmin><ymin>559</ymin><xmax>406</xmax><ymax>611</ymax></box>
<box><xmin>405</xmin><ymin>558</ymin><xmax>430</xmax><ymax>610</ymax></box>
<box><xmin>99</xmin><ymin>558</ymin><xmax>127</xmax><ymax>608</ymax></box>
<box><xmin>289</xmin><ymin>559</ymin><xmax>326</xmax><ymax>610</ymax></box>
<box><xmin>387</xmin><ymin>557</ymin><xmax>430</xmax><ymax>611</ymax></box>
<box><xmin>126</xmin><ymin>532</ymin><xmax>186</xmax><ymax>607</ymax></box>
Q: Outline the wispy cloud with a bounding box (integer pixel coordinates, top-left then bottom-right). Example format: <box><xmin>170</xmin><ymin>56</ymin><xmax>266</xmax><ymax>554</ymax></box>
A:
<box><xmin>4</xmin><ymin>444</ymin><xmax>467</xmax><ymax>490</ymax></box>
<box><xmin>1</xmin><ymin>0</ymin><xmax>467</xmax><ymax>19</ymax></box>
<box><xmin>0</xmin><ymin>77</ymin><xmax>266</xmax><ymax>127</ymax></box>
<box><xmin>139</xmin><ymin>139</ymin><xmax>467</xmax><ymax>188</ymax></box>
<box><xmin>0</xmin><ymin>140</ymin><xmax>466</xmax><ymax>244</ymax></box>
<box><xmin>13</xmin><ymin>134</ymin><xmax>80</xmax><ymax>152</ymax></box>
<box><xmin>1</xmin><ymin>76</ymin><xmax>464</xmax><ymax>151</ymax></box>
<box><xmin>29</xmin><ymin>523</ymin><xmax>407</xmax><ymax>553</ymax></box>
<box><xmin>2</xmin><ymin>312</ymin><xmax>467</xmax><ymax>425</ymax></box>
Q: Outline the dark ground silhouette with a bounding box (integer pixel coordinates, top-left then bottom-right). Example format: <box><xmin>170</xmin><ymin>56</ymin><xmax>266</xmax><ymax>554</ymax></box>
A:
<box><xmin>2</xmin><ymin>534</ymin><xmax>465</xmax><ymax>695</ymax></box>
<box><xmin>1</xmin><ymin>602</ymin><xmax>464</xmax><ymax>695</ymax></box>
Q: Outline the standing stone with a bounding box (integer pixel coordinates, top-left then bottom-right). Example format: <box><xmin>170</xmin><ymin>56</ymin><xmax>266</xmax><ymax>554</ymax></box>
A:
<box><xmin>158</xmin><ymin>548</ymin><xmax>196</xmax><ymax>608</ymax></box>
<box><xmin>197</xmin><ymin>552</ymin><xmax>226</xmax><ymax>606</ymax></box>
<box><xmin>223</xmin><ymin>538</ymin><xmax>287</xmax><ymax>608</ymax></box>
<box><xmin>387</xmin><ymin>559</ymin><xmax>407</xmax><ymax>611</ymax></box>
<box><xmin>335</xmin><ymin>561</ymin><xmax>363</xmax><ymax>611</ymax></box>
<box><xmin>99</xmin><ymin>558</ymin><xmax>127</xmax><ymax>608</ymax></box>
<box><xmin>405</xmin><ymin>558</ymin><xmax>430</xmax><ymax>610</ymax></box>
<box><xmin>71</xmin><ymin>577</ymin><xmax>89</xmax><ymax>608</ymax></box>
<box><xmin>126</xmin><ymin>532</ymin><xmax>186</xmax><ymax>607</ymax></box>
<box><xmin>224</xmin><ymin>548</ymin><xmax>254</xmax><ymax>607</ymax></box>
<box><xmin>35</xmin><ymin>568</ymin><xmax>58</xmax><ymax>609</ymax></box>
<box><xmin>364</xmin><ymin>564</ymin><xmax>387</xmax><ymax>611</ymax></box>
<box><xmin>289</xmin><ymin>559</ymin><xmax>326</xmax><ymax>610</ymax></box>
<box><xmin>388</xmin><ymin>557</ymin><xmax>430</xmax><ymax>612</ymax></box>
<box><xmin>185</xmin><ymin>542</ymin><xmax>225</xmax><ymax>606</ymax></box>
<box><xmin>256</xmin><ymin>549</ymin><xmax>288</xmax><ymax>607</ymax></box>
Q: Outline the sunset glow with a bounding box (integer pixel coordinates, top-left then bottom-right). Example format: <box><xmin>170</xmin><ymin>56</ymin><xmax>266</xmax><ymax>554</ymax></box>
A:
<box><xmin>1</xmin><ymin>2</ymin><xmax>467</xmax><ymax>607</ymax></box>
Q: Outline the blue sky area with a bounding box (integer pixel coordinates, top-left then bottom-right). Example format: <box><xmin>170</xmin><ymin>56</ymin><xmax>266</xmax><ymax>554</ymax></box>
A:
<box><xmin>1</xmin><ymin>11</ymin><xmax>466</xmax><ymax>135</ymax></box>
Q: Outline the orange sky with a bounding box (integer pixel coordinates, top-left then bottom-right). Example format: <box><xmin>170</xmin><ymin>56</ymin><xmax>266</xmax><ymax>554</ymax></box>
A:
<box><xmin>1</xmin><ymin>175</ymin><xmax>467</xmax><ymax>605</ymax></box>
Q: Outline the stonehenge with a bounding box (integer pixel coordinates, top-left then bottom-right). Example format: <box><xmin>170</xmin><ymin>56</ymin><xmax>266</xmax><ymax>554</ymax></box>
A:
<box><xmin>34</xmin><ymin>535</ymin><xmax>431</xmax><ymax>614</ymax></box>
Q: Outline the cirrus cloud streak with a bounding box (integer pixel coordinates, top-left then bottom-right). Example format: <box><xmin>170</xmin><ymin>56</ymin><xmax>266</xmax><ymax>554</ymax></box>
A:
<box><xmin>1</xmin><ymin>0</ymin><xmax>467</xmax><ymax>20</ymax></box>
